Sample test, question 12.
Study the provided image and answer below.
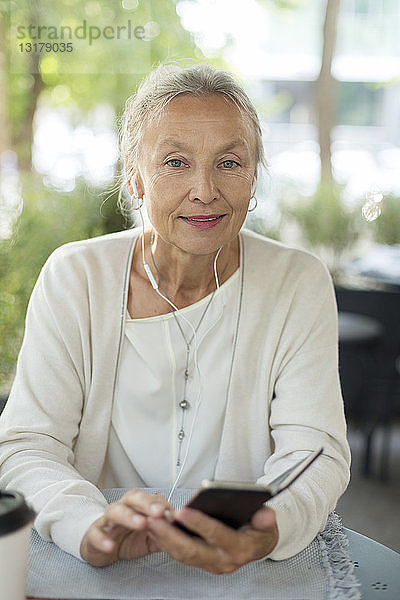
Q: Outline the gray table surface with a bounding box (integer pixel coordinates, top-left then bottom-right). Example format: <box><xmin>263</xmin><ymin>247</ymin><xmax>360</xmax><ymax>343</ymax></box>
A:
<box><xmin>345</xmin><ymin>528</ymin><xmax>400</xmax><ymax>599</ymax></box>
<box><xmin>27</xmin><ymin>527</ymin><xmax>400</xmax><ymax>599</ymax></box>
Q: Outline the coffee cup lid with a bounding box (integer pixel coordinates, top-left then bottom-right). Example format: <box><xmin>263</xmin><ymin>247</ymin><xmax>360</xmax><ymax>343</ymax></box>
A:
<box><xmin>0</xmin><ymin>490</ymin><xmax>35</xmax><ymax>535</ymax></box>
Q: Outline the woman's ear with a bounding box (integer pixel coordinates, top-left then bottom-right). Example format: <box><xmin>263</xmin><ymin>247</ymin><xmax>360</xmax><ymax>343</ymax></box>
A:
<box><xmin>126</xmin><ymin>171</ymin><xmax>144</xmax><ymax>199</ymax></box>
<box><xmin>135</xmin><ymin>172</ymin><xmax>145</xmax><ymax>199</ymax></box>
<box><xmin>125</xmin><ymin>157</ymin><xmax>144</xmax><ymax>198</ymax></box>
<box><xmin>127</xmin><ymin>178</ymin><xmax>134</xmax><ymax>196</ymax></box>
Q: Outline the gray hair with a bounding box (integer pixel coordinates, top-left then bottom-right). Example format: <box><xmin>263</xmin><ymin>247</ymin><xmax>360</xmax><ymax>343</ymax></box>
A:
<box><xmin>120</xmin><ymin>62</ymin><xmax>266</xmax><ymax>190</ymax></box>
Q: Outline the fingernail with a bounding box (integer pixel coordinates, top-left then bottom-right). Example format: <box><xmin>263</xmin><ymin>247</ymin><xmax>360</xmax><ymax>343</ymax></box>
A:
<box><xmin>150</xmin><ymin>502</ymin><xmax>165</xmax><ymax>515</ymax></box>
<box><xmin>131</xmin><ymin>514</ymin><xmax>145</xmax><ymax>526</ymax></box>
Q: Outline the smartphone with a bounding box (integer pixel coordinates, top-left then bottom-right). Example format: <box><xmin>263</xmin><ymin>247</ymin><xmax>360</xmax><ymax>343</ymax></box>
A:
<box><xmin>173</xmin><ymin>447</ymin><xmax>323</xmax><ymax>536</ymax></box>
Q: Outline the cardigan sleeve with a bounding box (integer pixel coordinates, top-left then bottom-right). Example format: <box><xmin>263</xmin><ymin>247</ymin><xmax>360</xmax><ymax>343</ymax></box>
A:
<box><xmin>0</xmin><ymin>249</ymin><xmax>108</xmax><ymax>559</ymax></box>
<box><xmin>257</xmin><ymin>258</ymin><xmax>350</xmax><ymax>561</ymax></box>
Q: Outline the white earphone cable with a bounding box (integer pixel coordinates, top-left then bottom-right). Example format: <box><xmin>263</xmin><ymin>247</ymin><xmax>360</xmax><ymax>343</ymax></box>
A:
<box><xmin>136</xmin><ymin>200</ymin><xmax>224</xmax><ymax>500</ymax></box>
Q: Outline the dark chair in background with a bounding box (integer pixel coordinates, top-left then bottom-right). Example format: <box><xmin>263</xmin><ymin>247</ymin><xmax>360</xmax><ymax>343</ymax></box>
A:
<box><xmin>336</xmin><ymin>285</ymin><xmax>400</xmax><ymax>479</ymax></box>
<box><xmin>338</xmin><ymin>311</ymin><xmax>384</xmax><ymax>475</ymax></box>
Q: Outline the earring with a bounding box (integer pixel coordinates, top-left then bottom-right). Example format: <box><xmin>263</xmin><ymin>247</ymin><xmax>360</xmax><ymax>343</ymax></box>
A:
<box><xmin>248</xmin><ymin>195</ymin><xmax>257</xmax><ymax>212</ymax></box>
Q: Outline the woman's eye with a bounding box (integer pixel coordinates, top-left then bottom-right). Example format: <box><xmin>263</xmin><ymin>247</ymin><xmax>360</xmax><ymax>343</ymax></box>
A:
<box><xmin>221</xmin><ymin>160</ymin><xmax>239</xmax><ymax>169</ymax></box>
<box><xmin>167</xmin><ymin>159</ymin><xmax>184</xmax><ymax>167</ymax></box>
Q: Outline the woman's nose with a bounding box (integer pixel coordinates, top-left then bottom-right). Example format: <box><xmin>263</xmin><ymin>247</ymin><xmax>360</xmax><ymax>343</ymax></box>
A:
<box><xmin>188</xmin><ymin>169</ymin><xmax>220</xmax><ymax>204</ymax></box>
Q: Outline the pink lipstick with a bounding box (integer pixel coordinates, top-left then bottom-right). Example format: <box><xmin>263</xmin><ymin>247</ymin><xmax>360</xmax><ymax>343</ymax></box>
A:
<box><xmin>179</xmin><ymin>214</ymin><xmax>225</xmax><ymax>230</ymax></box>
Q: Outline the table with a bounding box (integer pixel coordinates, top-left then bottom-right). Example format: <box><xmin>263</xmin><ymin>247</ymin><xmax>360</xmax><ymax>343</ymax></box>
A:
<box><xmin>345</xmin><ymin>528</ymin><xmax>400</xmax><ymax>599</ymax></box>
<box><xmin>26</xmin><ymin>527</ymin><xmax>400</xmax><ymax>599</ymax></box>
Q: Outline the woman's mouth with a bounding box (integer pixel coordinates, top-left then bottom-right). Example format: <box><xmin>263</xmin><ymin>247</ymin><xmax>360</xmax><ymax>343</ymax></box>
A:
<box><xmin>179</xmin><ymin>214</ymin><xmax>226</xmax><ymax>230</ymax></box>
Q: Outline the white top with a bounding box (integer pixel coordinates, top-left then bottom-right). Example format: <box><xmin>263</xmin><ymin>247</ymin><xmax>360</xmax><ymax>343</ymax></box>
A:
<box><xmin>103</xmin><ymin>270</ymin><xmax>240</xmax><ymax>489</ymax></box>
<box><xmin>0</xmin><ymin>228</ymin><xmax>351</xmax><ymax>562</ymax></box>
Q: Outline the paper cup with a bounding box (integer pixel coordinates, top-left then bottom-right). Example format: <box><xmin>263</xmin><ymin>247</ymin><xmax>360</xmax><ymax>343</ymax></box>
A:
<box><xmin>0</xmin><ymin>490</ymin><xmax>35</xmax><ymax>600</ymax></box>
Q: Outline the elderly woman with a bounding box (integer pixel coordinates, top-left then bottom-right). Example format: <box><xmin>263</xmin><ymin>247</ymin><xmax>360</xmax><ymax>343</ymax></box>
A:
<box><xmin>0</xmin><ymin>63</ymin><xmax>350</xmax><ymax>573</ymax></box>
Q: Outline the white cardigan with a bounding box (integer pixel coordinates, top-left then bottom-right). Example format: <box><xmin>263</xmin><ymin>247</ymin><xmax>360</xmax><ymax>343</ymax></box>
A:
<box><xmin>0</xmin><ymin>227</ymin><xmax>350</xmax><ymax>561</ymax></box>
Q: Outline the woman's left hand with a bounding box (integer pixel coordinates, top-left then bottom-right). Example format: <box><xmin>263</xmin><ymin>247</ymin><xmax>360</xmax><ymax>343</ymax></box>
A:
<box><xmin>146</xmin><ymin>505</ymin><xmax>278</xmax><ymax>574</ymax></box>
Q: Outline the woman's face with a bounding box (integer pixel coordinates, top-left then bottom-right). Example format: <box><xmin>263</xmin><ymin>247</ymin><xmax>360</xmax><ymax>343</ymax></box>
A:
<box><xmin>133</xmin><ymin>94</ymin><xmax>257</xmax><ymax>255</ymax></box>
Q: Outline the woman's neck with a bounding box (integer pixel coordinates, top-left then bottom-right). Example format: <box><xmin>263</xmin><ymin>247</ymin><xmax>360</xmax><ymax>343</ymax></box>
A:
<box><xmin>139</xmin><ymin>230</ymin><xmax>239</xmax><ymax>306</ymax></box>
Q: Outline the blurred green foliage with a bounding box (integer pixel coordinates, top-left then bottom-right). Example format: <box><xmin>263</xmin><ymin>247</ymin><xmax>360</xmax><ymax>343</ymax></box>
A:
<box><xmin>281</xmin><ymin>184</ymin><xmax>361</xmax><ymax>278</ymax></box>
<box><xmin>0</xmin><ymin>174</ymin><xmax>128</xmax><ymax>387</ymax></box>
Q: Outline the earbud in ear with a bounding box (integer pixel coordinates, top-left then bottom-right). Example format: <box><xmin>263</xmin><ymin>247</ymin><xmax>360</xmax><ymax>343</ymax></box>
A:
<box><xmin>131</xmin><ymin>179</ymin><xmax>139</xmax><ymax>199</ymax></box>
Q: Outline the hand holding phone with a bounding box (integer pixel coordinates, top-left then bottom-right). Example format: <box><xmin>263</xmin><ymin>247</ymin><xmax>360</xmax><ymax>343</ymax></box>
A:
<box><xmin>173</xmin><ymin>447</ymin><xmax>323</xmax><ymax>536</ymax></box>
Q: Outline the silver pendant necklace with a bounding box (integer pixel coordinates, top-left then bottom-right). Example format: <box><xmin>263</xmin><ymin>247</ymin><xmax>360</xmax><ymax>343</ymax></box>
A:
<box><xmin>149</xmin><ymin>235</ymin><xmax>229</xmax><ymax>467</ymax></box>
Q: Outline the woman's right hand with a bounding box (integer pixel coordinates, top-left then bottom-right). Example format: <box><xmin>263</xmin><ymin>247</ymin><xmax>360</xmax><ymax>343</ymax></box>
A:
<box><xmin>80</xmin><ymin>489</ymin><xmax>174</xmax><ymax>567</ymax></box>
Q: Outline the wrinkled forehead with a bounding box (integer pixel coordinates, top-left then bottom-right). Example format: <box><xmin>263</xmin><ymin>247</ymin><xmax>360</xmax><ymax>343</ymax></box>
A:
<box><xmin>141</xmin><ymin>93</ymin><xmax>257</xmax><ymax>156</ymax></box>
